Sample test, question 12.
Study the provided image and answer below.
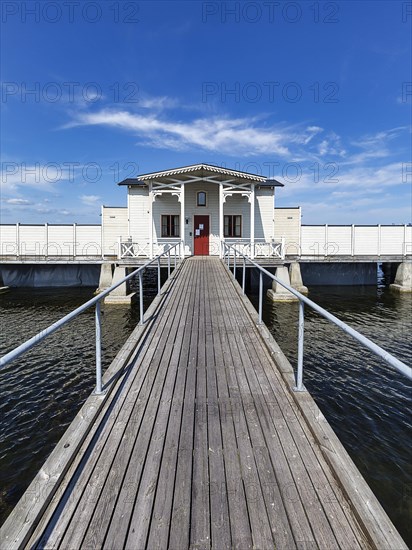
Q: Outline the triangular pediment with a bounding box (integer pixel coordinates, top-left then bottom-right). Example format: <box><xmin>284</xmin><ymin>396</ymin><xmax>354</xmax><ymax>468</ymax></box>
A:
<box><xmin>118</xmin><ymin>163</ymin><xmax>283</xmax><ymax>187</ymax></box>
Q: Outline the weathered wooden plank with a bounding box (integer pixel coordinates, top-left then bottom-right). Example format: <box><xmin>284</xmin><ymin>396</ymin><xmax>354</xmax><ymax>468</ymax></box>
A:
<box><xmin>190</xmin><ymin>260</ymin><xmax>211</xmax><ymax>550</ymax></box>
<box><xmin>209</xmin><ymin>261</ymin><xmax>276</xmax><ymax>549</ymax></box>
<box><xmin>124</xmin><ymin>262</ymin><xmax>196</xmax><ymax>549</ymax></box>
<box><xmin>203</xmin><ymin>260</ymin><xmax>232</xmax><ymax>550</ymax></box>
<box><xmin>168</xmin><ymin>261</ymin><xmax>201</xmax><ymax>549</ymax></box>
<box><xmin>209</xmin><ymin>296</ymin><xmax>253</xmax><ymax>549</ymax></box>
<box><xmin>206</xmin><ymin>267</ymin><xmax>253</xmax><ymax>550</ymax></box>
<box><xmin>145</xmin><ymin>262</ymin><xmax>199</xmax><ymax>549</ymax></box>
<box><xmin>210</xmin><ymin>260</ymin><xmax>299</xmax><ymax>549</ymax></box>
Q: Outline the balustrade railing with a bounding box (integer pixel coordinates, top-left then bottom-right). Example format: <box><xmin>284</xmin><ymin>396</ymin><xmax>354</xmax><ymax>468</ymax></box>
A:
<box><xmin>119</xmin><ymin>239</ymin><xmax>182</xmax><ymax>259</ymax></box>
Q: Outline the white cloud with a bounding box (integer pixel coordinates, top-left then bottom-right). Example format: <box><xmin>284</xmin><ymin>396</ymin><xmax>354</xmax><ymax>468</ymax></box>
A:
<box><xmin>0</xmin><ymin>162</ymin><xmax>73</xmax><ymax>193</ymax></box>
<box><xmin>80</xmin><ymin>194</ymin><xmax>101</xmax><ymax>205</ymax></box>
<box><xmin>2</xmin><ymin>198</ymin><xmax>33</xmax><ymax>205</ymax></box>
<box><xmin>64</xmin><ymin>109</ymin><xmax>293</xmax><ymax>157</ymax></box>
<box><xmin>138</xmin><ymin>96</ymin><xmax>179</xmax><ymax>110</ymax></box>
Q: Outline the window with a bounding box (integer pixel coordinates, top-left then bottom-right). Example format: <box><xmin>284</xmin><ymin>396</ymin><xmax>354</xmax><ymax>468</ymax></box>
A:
<box><xmin>224</xmin><ymin>215</ymin><xmax>242</xmax><ymax>238</ymax></box>
<box><xmin>161</xmin><ymin>215</ymin><xmax>180</xmax><ymax>237</ymax></box>
<box><xmin>197</xmin><ymin>191</ymin><xmax>207</xmax><ymax>207</ymax></box>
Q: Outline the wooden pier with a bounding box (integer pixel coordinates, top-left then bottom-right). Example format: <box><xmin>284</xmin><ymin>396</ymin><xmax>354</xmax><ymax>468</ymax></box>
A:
<box><xmin>0</xmin><ymin>257</ymin><xmax>407</xmax><ymax>549</ymax></box>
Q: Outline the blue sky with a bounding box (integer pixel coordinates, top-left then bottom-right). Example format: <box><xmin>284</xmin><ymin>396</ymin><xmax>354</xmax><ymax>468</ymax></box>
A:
<box><xmin>1</xmin><ymin>0</ymin><xmax>411</xmax><ymax>224</ymax></box>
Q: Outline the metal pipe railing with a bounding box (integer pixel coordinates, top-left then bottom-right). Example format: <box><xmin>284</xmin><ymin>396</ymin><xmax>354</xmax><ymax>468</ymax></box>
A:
<box><xmin>0</xmin><ymin>243</ymin><xmax>181</xmax><ymax>395</ymax></box>
<box><xmin>223</xmin><ymin>242</ymin><xmax>412</xmax><ymax>388</ymax></box>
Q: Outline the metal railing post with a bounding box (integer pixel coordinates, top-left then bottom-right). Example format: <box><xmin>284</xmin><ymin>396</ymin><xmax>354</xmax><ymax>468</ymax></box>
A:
<box><xmin>295</xmin><ymin>300</ymin><xmax>305</xmax><ymax>391</ymax></box>
<box><xmin>167</xmin><ymin>249</ymin><xmax>171</xmax><ymax>278</ymax></box>
<box><xmin>95</xmin><ymin>300</ymin><xmax>103</xmax><ymax>394</ymax></box>
<box><xmin>227</xmin><ymin>246</ymin><xmax>230</xmax><ymax>269</ymax></box>
<box><xmin>242</xmin><ymin>257</ymin><xmax>246</xmax><ymax>294</ymax></box>
<box><xmin>157</xmin><ymin>257</ymin><xmax>161</xmax><ymax>295</ymax></box>
<box><xmin>258</xmin><ymin>270</ymin><xmax>263</xmax><ymax>324</ymax></box>
<box><xmin>174</xmin><ymin>246</ymin><xmax>177</xmax><ymax>269</ymax></box>
<box><xmin>139</xmin><ymin>270</ymin><xmax>144</xmax><ymax>324</ymax></box>
<box><xmin>233</xmin><ymin>249</ymin><xmax>237</xmax><ymax>280</ymax></box>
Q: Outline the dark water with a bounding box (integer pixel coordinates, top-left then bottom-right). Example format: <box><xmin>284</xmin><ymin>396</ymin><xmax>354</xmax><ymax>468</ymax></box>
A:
<box><xmin>0</xmin><ymin>273</ymin><xmax>411</xmax><ymax>546</ymax></box>
<box><xmin>248</xmin><ymin>280</ymin><xmax>412</xmax><ymax>547</ymax></box>
<box><xmin>0</xmin><ymin>269</ymin><xmax>164</xmax><ymax>526</ymax></box>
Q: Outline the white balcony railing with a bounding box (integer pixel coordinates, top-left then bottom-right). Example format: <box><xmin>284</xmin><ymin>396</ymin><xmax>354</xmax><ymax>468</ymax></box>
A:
<box><xmin>119</xmin><ymin>239</ymin><xmax>182</xmax><ymax>259</ymax></box>
<box><xmin>119</xmin><ymin>238</ymin><xmax>284</xmax><ymax>260</ymax></box>
<box><xmin>224</xmin><ymin>239</ymin><xmax>285</xmax><ymax>259</ymax></box>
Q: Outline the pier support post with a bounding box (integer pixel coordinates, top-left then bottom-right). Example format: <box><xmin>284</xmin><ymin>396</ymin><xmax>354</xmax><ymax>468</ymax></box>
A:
<box><xmin>390</xmin><ymin>262</ymin><xmax>412</xmax><ymax>293</ymax></box>
<box><xmin>96</xmin><ymin>263</ymin><xmax>114</xmax><ymax>293</ymax></box>
<box><xmin>267</xmin><ymin>266</ymin><xmax>299</xmax><ymax>302</ymax></box>
<box><xmin>104</xmin><ymin>266</ymin><xmax>136</xmax><ymax>304</ymax></box>
<box><xmin>289</xmin><ymin>262</ymin><xmax>308</xmax><ymax>294</ymax></box>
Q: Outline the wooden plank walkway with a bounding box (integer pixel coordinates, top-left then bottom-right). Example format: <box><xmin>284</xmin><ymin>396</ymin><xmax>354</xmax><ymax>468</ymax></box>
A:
<box><xmin>1</xmin><ymin>257</ymin><xmax>407</xmax><ymax>549</ymax></box>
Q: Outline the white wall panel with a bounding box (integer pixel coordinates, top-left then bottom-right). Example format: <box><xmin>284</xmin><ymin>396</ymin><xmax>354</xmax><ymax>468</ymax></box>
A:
<box><xmin>301</xmin><ymin>226</ymin><xmax>327</xmax><ymax>256</ymax></box>
<box><xmin>380</xmin><ymin>226</ymin><xmax>405</xmax><ymax>256</ymax></box>
<box><xmin>76</xmin><ymin>225</ymin><xmax>102</xmax><ymax>256</ymax></box>
<box><xmin>327</xmin><ymin>226</ymin><xmax>352</xmax><ymax>256</ymax></box>
<box><xmin>102</xmin><ymin>207</ymin><xmax>128</xmax><ymax>256</ymax></box>
<box><xmin>274</xmin><ymin>208</ymin><xmax>300</xmax><ymax>254</ymax></box>
<box><xmin>255</xmin><ymin>188</ymin><xmax>274</xmax><ymax>240</ymax></box>
<box><xmin>128</xmin><ymin>187</ymin><xmax>149</xmax><ymax>248</ymax></box>
<box><xmin>0</xmin><ymin>225</ymin><xmax>18</xmax><ymax>255</ymax></box>
<box><xmin>19</xmin><ymin>225</ymin><xmax>46</xmax><ymax>255</ymax></box>
<box><xmin>354</xmin><ymin>226</ymin><xmax>379</xmax><ymax>256</ymax></box>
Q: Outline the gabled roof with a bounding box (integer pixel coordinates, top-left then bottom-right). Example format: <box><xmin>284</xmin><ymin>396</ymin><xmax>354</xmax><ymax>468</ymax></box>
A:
<box><xmin>118</xmin><ymin>163</ymin><xmax>284</xmax><ymax>187</ymax></box>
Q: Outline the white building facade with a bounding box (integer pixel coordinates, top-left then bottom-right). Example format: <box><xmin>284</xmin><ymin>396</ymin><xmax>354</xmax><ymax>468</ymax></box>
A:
<box><xmin>109</xmin><ymin>163</ymin><xmax>284</xmax><ymax>259</ymax></box>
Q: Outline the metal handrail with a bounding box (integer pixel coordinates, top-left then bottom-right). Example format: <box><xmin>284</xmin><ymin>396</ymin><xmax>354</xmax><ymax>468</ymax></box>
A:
<box><xmin>223</xmin><ymin>243</ymin><xmax>412</xmax><ymax>388</ymax></box>
<box><xmin>0</xmin><ymin>243</ymin><xmax>181</xmax><ymax>394</ymax></box>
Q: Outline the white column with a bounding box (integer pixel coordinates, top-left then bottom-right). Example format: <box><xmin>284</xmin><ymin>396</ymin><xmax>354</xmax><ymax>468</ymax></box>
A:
<box><xmin>351</xmin><ymin>224</ymin><xmax>355</xmax><ymax>256</ymax></box>
<box><xmin>250</xmin><ymin>184</ymin><xmax>255</xmax><ymax>259</ymax></box>
<box><xmin>45</xmin><ymin>223</ymin><xmax>48</xmax><ymax>257</ymax></box>
<box><xmin>180</xmin><ymin>183</ymin><xmax>185</xmax><ymax>258</ymax></box>
<box><xmin>16</xmin><ymin>222</ymin><xmax>20</xmax><ymax>257</ymax></box>
<box><xmin>403</xmin><ymin>224</ymin><xmax>407</xmax><ymax>257</ymax></box>
<box><xmin>73</xmin><ymin>223</ymin><xmax>77</xmax><ymax>258</ymax></box>
<box><xmin>149</xmin><ymin>182</ymin><xmax>153</xmax><ymax>259</ymax></box>
<box><xmin>378</xmin><ymin>224</ymin><xmax>381</xmax><ymax>257</ymax></box>
<box><xmin>219</xmin><ymin>183</ymin><xmax>224</xmax><ymax>258</ymax></box>
<box><xmin>100</xmin><ymin>205</ymin><xmax>104</xmax><ymax>259</ymax></box>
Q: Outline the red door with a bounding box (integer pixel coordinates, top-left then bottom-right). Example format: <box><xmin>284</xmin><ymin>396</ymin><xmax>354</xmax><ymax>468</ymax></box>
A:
<box><xmin>194</xmin><ymin>215</ymin><xmax>210</xmax><ymax>255</ymax></box>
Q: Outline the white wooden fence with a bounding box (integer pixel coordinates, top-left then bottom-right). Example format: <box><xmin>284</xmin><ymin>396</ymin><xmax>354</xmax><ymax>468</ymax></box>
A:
<box><xmin>299</xmin><ymin>225</ymin><xmax>411</xmax><ymax>258</ymax></box>
<box><xmin>0</xmin><ymin>223</ymin><xmax>410</xmax><ymax>260</ymax></box>
<box><xmin>0</xmin><ymin>224</ymin><xmax>102</xmax><ymax>258</ymax></box>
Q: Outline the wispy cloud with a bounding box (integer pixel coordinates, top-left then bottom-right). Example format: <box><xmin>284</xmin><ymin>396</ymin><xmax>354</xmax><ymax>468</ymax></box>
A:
<box><xmin>80</xmin><ymin>194</ymin><xmax>101</xmax><ymax>205</ymax></box>
<box><xmin>0</xmin><ymin>163</ymin><xmax>70</xmax><ymax>193</ymax></box>
<box><xmin>2</xmin><ymin>198</ymin><xmax>33</xmax><ymax>205</ymax></box>
<box><xmin>64</xmin><ymin>109</ymin><xmax>295</xmax><ymax>156</ymax></box>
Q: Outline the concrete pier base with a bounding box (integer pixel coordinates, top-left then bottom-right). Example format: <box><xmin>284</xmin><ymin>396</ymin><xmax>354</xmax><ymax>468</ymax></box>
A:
<box><xmin>104</xmin><ymin>266</ymin><xmax>136</xmax><ymax>304</ymax></box>
<box><xmin>390</xmin><ymin>262</ymin><xmax>412</xmax><ymax>293</ymax></box>
<box><xmin>267</xmin><ymin>266</ymin><xmax>299</xmax><ymax>302</ymax></box>
<box><xmin>289</xmin><ymin>262</ymin><xmax>308</xmax><ymax>294</ymax></box>
<box><xmin>95</xmin><ymin>263</ymin><xmax>114</xmax><ymax>294</ymax></box>
<box><xmin>382</xmin><ymin>262</ymin><xmax>399</xmax><ymax>285</ymax></box>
